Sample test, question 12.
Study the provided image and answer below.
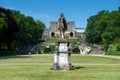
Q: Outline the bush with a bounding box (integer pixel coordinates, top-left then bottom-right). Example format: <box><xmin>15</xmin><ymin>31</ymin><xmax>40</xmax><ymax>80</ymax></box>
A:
<box><xmin>40</xmin><ymin>45</ymin><xmax>55</xmax><ymax>54</ymax></box>
<box><xmin>46</xmin><ymin>38</ymin><xmax>58</xmax><ymax>43</ymax></box>
<box><xmin>70</xmin><ymin>46</ymin><xmax>80</xmax><ymax>54</ymax></box>
<box><xmin>44</xmin><ymin>48</ymin><xmax>51</xmax><ymax>53</ymax></box>
<box><xmin>105</xmin><ymin>44</ymin><xmax>120</xmax><ymax>55</ymax></box>
<box><xmin>49</xmin><ymin>45</ymin><xmax>55</xmax><ymax>54</ymax></box>
<box><xmin>67</xmin><ymin>38</ymin><xmax>78</xmax><ymax>44</ymax></box>
<box><xmin>72</xmin><ymin>48</ymin><xmax>80</xmax><ymax>54</ymax></box>
<box><xmin>0</xmin><ymin>50</ymin><xmax>18</xmax><ymax>56</ymax></box>
<box><xmin>41</xmin><ymin>46</ymin><xmax>46</xmax><ymax>54</ymax></box>
<box><xmin>116</xmin><ymin>44</ymin><xmax>120</xmax><ymax>51</ymax></box>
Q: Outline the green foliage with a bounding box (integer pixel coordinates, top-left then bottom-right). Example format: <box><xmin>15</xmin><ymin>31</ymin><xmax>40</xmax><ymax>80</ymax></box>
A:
<box><xmin>116</xmin><ymin>44</ymin><xmax>120</xmax><ymax>51</ymax></box>
<box><xmin>41</xmin><ymin>45</ymin><xmax>55</xmax><ymax>54</ymax></box>
<box><xmin>11</xmin><ymin>10</ymin><xmax>45</xmax><ymax>45</ymax></box>
<box><xmin>40</xmin><ymin>45</ymin><xmax>46</xmax><ymax>54</ymax></box>
<box><xmin>49</xmin><ymin>45</ymin><xmax>55</xmax><ymax>54</ymax></box>
<box><xmin>0</xmin><ymin>50</ymin><xmax>18</xmax><ymax>56</ymax></box>
<box><xmin>46</xmin><ymin>37</ymin><xmax>78</xmax><ymax>44</ymax></box>
<box><xmin>0</xmin><ymin>7</ymin><xmax>19</xmax><ymax>50</ymax></box>
<box><xmin>113</xmin><ymin>38</ymin><xmax>120</xmax><ymax>44</ymax></box>
<box><xmin>46</xmin><ymin>38</ymin><xmax>58</xmax><ymax>43</ymax></box>
<box><xmin>70</xmin><ymin>46</ymin><xmax>80</xmax><ymax>54</ymax></box>
<box><xmin>67</xmin><ymin>38</ymin><xmax>78</xmax><ymax>44</ymax></box>
<box><xmin>86</xmin><ymin>8</ymin><xmax>120</xmax><ymax>47</ymax></box>
<box><xmin>0</xmin><ymin>7</ymin><xmax>45</xmax><ymax>55</ymax></box>
<box><xmin>86</xmin><ymin>10</ymin><xmax>109</xmax><ymax>44</ymax></box>
<box><xmin>106</xmin><ymin>44</ymin><xmax>120</xmax><ymax>55</ymax></box>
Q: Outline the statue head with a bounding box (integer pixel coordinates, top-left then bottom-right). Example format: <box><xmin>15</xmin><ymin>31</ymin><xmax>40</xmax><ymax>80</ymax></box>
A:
<box><xmin>57</xmin><ymin>13</ymin><xmax>67</xmax><ymax>38</ymax></box>
<box><xmin>59</xmin><ymin>13</ymin><xmax>66</xmax><ymax>22</ymax></box>
<box><xmin>60</xmin><ymin>13</ymin><xmax>64</xmax><ymax>17</ymax></box>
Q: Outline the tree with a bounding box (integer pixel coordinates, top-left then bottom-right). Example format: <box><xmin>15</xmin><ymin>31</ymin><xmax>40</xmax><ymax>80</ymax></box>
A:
<box><xmin>0</xmin><ymin>12</ymin><xmax>8</xmax><ymax>49</ymax></box>
<box><xmin>86</xmin><ymin>7</ymin><xmax>120</xmax><ymax>50</ymax></box>
<box><xmin>11</xmin><ymin>10</ymin><xmax>45</xmax><ymax>47</ymax></box>
<box><xmin>86</xmin><ymin>10</ymin><xmax>109</xmax><ymax>44</ymax></box>
<box><xmin>0</xmin><ymin>7</ymin><xmax>45</xmax><ymax>53</ymax></box>
<box><xmin>0</xmin><ymin>7</ymin><xmax>19</xmax><ymax>50</ymax></box>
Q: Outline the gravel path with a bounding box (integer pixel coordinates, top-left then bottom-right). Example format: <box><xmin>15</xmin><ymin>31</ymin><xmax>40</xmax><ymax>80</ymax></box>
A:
<box><xmin>90</xmin><ymin>54</ymin><xmax>120</xmax><ymax>59</ymax></box>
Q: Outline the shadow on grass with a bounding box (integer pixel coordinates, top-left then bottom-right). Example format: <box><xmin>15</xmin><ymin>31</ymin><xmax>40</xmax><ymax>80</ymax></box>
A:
<box><xmin>75</xmin><ymin>66</ymin><xmax>85</xmax><ymax>70</ymax></box>
<box><xmin>0</xmin><ymin>55</ymin><xmax>31</xmax><ymax>60</ymax></box>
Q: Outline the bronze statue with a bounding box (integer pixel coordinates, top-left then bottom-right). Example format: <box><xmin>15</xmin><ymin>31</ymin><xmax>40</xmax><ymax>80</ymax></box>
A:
<box><xmin>57</xmin><ymin>13</ymin><xmax>67</xmax><ymax>38</ymax></box>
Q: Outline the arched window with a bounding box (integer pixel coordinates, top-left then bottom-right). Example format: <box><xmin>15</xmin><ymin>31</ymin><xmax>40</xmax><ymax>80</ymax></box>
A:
<box><xmin>51</xmin><ymin>32</ymin><xmax>55</xmax><ymax>37</ymax></box>
<box><xmin>70</xmin><ymin>32</ymin><xmax>73</xmax><ymax>37</ymax></box>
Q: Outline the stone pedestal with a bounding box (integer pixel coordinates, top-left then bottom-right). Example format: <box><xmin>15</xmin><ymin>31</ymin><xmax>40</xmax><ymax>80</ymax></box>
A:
<box><xmin>51</xmin><ymin>39</ymin><xmax>74</xmax><ymax>70</ymax></box>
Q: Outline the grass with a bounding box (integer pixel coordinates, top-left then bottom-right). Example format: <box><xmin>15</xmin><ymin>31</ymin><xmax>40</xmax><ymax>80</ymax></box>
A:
<box><xmin>0</xmin><ymin>54</ymin><xmax>120</xmax><ymax>80</ymax></box>
<box><xmin>46</xmin><ymin>37</ymin><xmax>78</xmax><ymax>43</ymax></box>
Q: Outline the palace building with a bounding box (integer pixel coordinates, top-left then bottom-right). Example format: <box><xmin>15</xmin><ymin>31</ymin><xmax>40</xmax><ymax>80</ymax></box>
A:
<box><xmin>42</xmin><ymin>21</ymin><xmax>85</xmax><ymax>39</ymax></box>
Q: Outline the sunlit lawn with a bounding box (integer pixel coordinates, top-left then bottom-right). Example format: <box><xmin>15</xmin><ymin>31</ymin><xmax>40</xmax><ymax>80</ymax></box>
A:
<box><xmin>0</xmin><ymin>54</ymin><xmax>120</xmax><ymax>80</ymax></box>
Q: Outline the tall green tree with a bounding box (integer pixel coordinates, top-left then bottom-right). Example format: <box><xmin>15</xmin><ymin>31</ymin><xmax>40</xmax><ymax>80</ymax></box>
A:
<box><xmin>86</xmin><ymin>7</ymin><xmax>120</xmax><ymax>50</ymax></box>
<box><xmin>0</xmin><ymin>7</ymin><xmax>19</xmax><ymax>49</ymax></box>
<box><xmin>86</xmin><ymin>10</ymin><xmax>109</xmax><ymax>44</ymax></box>
<box><xmin>11</xmin><ymin>10</ymin><xmax>45</xmax><ymax>46</ymax></box>
<box><xmin>0</xmin><ymin>12</ymin><xmax>8</xmax><ymax>49</ymax></box>
<box><xmin>0</xmin><ymin>7</ymin><xmax>45</xmax><ymax>51</ymax></box>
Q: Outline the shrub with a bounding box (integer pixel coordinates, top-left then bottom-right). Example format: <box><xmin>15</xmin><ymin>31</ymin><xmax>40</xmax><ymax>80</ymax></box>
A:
<box><xmin>40</xmin><ymin>45</ymin><xmax>55</xmax><ymax>54</ymax></box>
<box><xmin>67</xmin><ymin>38</ymin><xmax>78</xmax><ymax>44</ymax></box>
<box><xmin>44</xmin><ymin>48</ymin><xmax>51</xmax><ymax>53</ymax></box>
<box><xmin>0</xmin><ymin>50</ymin><xmax>18</xmax><ymax>56</ymax></box>
<box><xmin>41</xmin><ymin>46</ymin><xmax>46</xmax><ymax>54</ymax></box>
<box><xmin>105</xmin><ymin>44</ymin><xmax>120</xmax><ymax>55</ymax></box>
<box><xmin>116</xmin><ymin>44</ymin><xmax>120</xmax><ymax>51</ymax></box>
<box><xmin>49</xmin><ymin>45</ymin><xmax>55</xmax><ymax>54</ymax></box>
<box><xmin>46</xmin><ymin>38</ymin><xmax>58</xmax><ymax>43</ymax></box>
<box><xmin>70</xmin><ymin>46</ymin><xmax>80</xmax><ymax>54</ymax></box>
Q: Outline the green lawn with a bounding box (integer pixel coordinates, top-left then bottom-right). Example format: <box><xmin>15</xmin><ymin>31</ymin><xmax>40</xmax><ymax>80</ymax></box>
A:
<box><xmin>0</xmin><ymin>54</ymin><xmax>120</xmax><ymax>80</ymax></box>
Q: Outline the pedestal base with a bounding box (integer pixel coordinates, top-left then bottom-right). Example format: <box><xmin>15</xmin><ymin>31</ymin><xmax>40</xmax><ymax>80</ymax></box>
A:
<box><xmin>51</xmin><ymin>39</ymin><xmax>74</xmax><ymax>70</ymax></box>
<box><xmin>51</xmin><ymin>63</ymin><xmax>74</xmax><ymax>70</ymax></box>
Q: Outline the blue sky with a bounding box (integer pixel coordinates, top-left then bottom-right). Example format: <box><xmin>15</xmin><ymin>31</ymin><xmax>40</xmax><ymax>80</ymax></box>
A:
<box><xmin>0</xmin><ymin>0</ymin><xmax>120</xmax><ymax>28</ymax></box>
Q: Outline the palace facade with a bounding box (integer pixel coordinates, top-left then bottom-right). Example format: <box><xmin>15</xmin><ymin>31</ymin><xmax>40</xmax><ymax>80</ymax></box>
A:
<box><xmin>42</xmin><ymin>21</ymin><xmax>85</xmax><ymax>39</ymax></box>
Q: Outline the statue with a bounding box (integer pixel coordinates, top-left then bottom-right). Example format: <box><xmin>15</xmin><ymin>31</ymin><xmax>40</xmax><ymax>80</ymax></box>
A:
<box><xmin>51</xmin><ymin>13</ymin><xmax>74</xmax><ymax>70</ymax></box>
<box><xmin>57</xmin><ymin>13</ymin><xmax>67</xmax><ymax>38</ymax></box>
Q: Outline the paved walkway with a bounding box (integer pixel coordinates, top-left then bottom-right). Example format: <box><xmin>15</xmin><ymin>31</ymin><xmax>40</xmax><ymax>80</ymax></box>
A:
<box><xmin>90</xmin><ymin>54</ymin><xmax>120</xmax><ymax>59</ymax></box>
<box><xmin>7</xmin><ymin>54</ymin><xmax>120</xmax><ymax>59</ymax></box>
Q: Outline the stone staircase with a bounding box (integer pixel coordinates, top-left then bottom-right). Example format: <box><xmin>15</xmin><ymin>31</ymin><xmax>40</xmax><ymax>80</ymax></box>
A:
<box><xmin>88</xmin><ymin>46</ymin><xmax>104</xmax><ymax>55</ymax></box>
